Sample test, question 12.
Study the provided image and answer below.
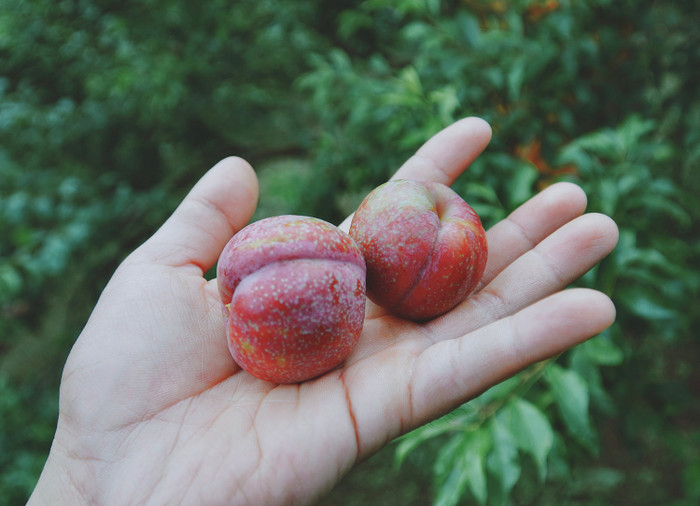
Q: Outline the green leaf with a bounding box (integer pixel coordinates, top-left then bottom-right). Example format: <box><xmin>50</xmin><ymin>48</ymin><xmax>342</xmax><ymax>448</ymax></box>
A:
<box><xmin>627</xmin><ymin>193</ymin><xmax>691</xmax><ymax>227</ymax></box>
<box><xmin>393</xmin><ymin>432</ymin><xmax>428</xmax><ymax>471</ymax></box>
<box><xmin>464</xmin><ymin>431</ymin><xmax>491</xmax><ymax>505</ymax></box>
<box><xmin>398</xmin><ymin>65</ymin><xmax>423</xmax><ymax>96</ymax></box>
<box><xmin>486</xmin><ymin>416</ymin><xmax>521</xmax><ymax>498</ymax></box>
<box><xmin>572</xmin><ymin>130</ymin><xmax>621</xmax><ymax>161</ymax></box>
<box><xmin>475</xmin><ymin>375</ymin><xmax>521</xmax><ymax>405</ymax></box>
<box><xmin>580</xmin><ymin>334</ymin><xmax>624</xmax><ymax>366</ymax></box>
<box><xmin>425</xmin><ymin>0</ymin><xmax>441</xmax><ymax>16</ymax></box>
<box><xmin>544</xmin><ymin>364</ymin><xmax>597</xmax><ymax>449</ymax></box>
<box><xmin>569</xmin><ymin>340</ymin><xmax>618</xmax><ymax>415</ymax></box>
<box><xmin>395</xmin><ymin>404</ymin><xmax>480</xmax><ymax>469</ymax></box>
<box><xmin>466</xmin><ymin>458</ymin><xmax>488</xmax><ymax>505</ymax></box>
<box><xmin>457</xmin><ymin>11</ymin><xmax>481</xmax><ymax>47</ymax></box>
<box><xmin>499</xmin><ymin>398</ymin><xmax>553</xmax><ymax>482</ymax></box>
<box><xmin>617</xmin><ymin>287</ymin><xmax>677</xmax><ymax>321</ymax></box>
<box><xmin>617</xmin><ymin>246</ymin><xmax>675</xmax><ymax>275</ymax></box>
<box><xmin>460</xmin><ymin>182</ymin><xmax>501</xmax><ymax>205</ymax></box>
<box><xmin>433</xmin><ymin>435</ymin><xmax>471</xmax><ymax>506</ymax></box>
<box><xmin>683</xmin><ymin>462</ymin><xmax>700</xmax><ymax>500</ymax></box>
<box><xmin>597</xmin><ymin>178</ymin><xmax>620</xmax><ymax>216</ymax></box>
<box><xmin>570</xmin><ymin>467</ymin><xmax>626</xmax><ymax>495</ymax></box>
<box><xmin>394</xmin><ymin>417</ymin><xmax>458</xmax><ymax>469</ymax></box>
<box><xmin>0</xmin><ymin>264</ymin><xmax>23</xmax><ymax>300</ymax></box>
<box><xmin>507</xmin><ymin>57</ymin><xmax>527</xmax><ymax>101</ymax></box>
<box><xmin>435</xmin><ymin>463</ymin><xmax>470</xmax><ymax>506</ymax></box>
<box><xmin>429</xmin><ymin>86</ymin><xmax>460</xmax><ymax>124</ymax></box>
<box><xmin>434</xmin><ymin>430</ymin><xmax>491</xmax><ymax>506</ymax></box>
<box><xmin>618</xmin><ymin>115</ymin><xmax>656</xmax><ymax>150</ymax></box>
<box><xmin>337</xmin><ymin>11</ymin><xmax>373</xmax><ymax>40</ymax></box>
<box><xmin>507</xmin><ymin>163</ymin><xmax>538</xmax><ymax>209</ymax></box>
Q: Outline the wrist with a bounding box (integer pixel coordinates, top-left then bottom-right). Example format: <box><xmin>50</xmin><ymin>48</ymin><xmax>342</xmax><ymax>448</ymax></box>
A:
<box><xmin>28</xmin><ymin>436</ymin><xmax>89</xmax><ymax>506</ymax></box>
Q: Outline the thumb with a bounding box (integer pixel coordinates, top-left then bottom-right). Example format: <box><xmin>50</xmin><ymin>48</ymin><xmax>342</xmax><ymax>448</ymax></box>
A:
<box><xmin>129</xmin><ymin>157</ymin><xmax>259</xmax><ymax>273</ymax></box>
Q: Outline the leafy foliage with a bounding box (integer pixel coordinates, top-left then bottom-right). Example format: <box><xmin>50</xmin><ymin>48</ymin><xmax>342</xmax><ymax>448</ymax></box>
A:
<box><xmin>309</xmin><ymin>1</ymin><xmax>700</xmax><ymax>504</ymax></box>
<box><xmin>1</xmin><ymin>0</ymin><xmax>699</xmax><ymax>504</ymax></box>
<box><xmin>0</xmin><ymin>376</ymin><xmax>57</xmax><ymax>506</ymax></box>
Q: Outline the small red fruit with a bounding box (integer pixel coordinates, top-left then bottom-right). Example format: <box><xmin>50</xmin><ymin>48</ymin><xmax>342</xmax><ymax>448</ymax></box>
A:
<box><xmin>349</xmin><ymin>179</ymin><xmax>487</xmax><ymax>321</ymax></box>
<box><xmin>217</xmin><ymin>215</ymin><xmax>366</xmax><ymax>383</ymax></box>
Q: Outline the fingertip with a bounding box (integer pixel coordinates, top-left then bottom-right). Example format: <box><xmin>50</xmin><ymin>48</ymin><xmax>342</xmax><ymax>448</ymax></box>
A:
<box><xmin>439</xmin><ymin>116</ymin><xmax>493</xmax><ymax>155</ymax></box>
<box><xmin>459</xmin><ymin>116</ymin><xmax>492</xmax><ymax>144</ymax></box>
<box><xmin>209</xmin><ymin>156</ymin><xmax>259</xmax><ymax>230</ymax></box>
<box><xmin>546</xmin><ymin>181</ymin><xmax>588</xmax><ymax>214</ymax></box>
<box><xmin>408</xmin><ymin>286</ymin><xmax>618</xmax><ymax>425</ymax></box>
<box><xmin>600</xmin><ymin>292</ymin><xmax>617</xmax><ymax>330</ymax></box>
<box><xmin>129</xmin><ymin>156</ymin><xmax>260</xmax><ymax>271</ymax></box>
<box><xmin>499</xmin><ymin>288</ymin><xmax>617</xmax><ymax>367</ymax></box>
<box><xmin>396</xmin><ymin>116</ymin><xmax>494</xmax><ymax>185</ymax></box>
<box><xmin>570</xmin><ymin>212</ymin><xmax>620</xmax><ymax>261</ymax></box>
<box><xmin>589</xmin><ymin>212</ymin><xmax>620</xmax><ymax>250</ymax></box>
<box><xmin>216</xmin><ymin>155</ymin><xmax>256</xmax><ymax>180</ymax></box>
<box><xmin>569</xmin><ymin>287</ymin><xmax>617</xmax><ymax>335</ymax></box>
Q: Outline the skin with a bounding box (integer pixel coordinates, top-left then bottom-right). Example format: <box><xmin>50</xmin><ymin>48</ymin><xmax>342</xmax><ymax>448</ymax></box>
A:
<box><xmin>217</xmin><ymin>216</ymin><xmax>366</xmax><ymax>383</ymax></box>
<box><xmin>350</xmin><ymin>179</ymin><xmax>487</xmax><ymax>320</ymax></box>
<box><xmin>29</xmin><ymin>117</ymin><xmax>618</xmax><ymax>506</ymax></box>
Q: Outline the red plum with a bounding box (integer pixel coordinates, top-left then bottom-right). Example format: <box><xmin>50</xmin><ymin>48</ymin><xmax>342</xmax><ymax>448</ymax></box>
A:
<box><xmin>349</xmin><ymin>179</ymin><xmax>487</xmax><ymax>321</ymax></box>
<box><xmin>217</xmin><ymin>215</ymin><xmax>366</xmax><ymax>383</ymax></box>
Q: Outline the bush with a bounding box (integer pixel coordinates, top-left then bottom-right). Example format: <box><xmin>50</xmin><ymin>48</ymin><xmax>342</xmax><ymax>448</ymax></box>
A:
<box><xmin>301</xmin><ymin>1</ymin><xmax>700</xmax><ymax>504</ymax></box>
<box><xmin>1</xmin><ymin>0</ymin><xmax>698</xmax><ymax>504</ymax></box>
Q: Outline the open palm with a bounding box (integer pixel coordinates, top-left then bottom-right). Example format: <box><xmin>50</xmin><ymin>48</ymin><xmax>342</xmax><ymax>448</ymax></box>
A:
<box><xmin>30</xmin><ymin>118</ymin><xmax>618</xmax><ymax>506</ymax></box>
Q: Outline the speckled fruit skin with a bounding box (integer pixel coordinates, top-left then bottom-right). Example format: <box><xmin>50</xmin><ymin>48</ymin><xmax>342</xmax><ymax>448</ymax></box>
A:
<box><xmin>216</xmin><ymin>215</ymin><xmax>366</xmax><ymax>383</ymax></box>
<box><xmin>349</xmin><ymin>179</ymin><xmax>487</xmax><ymax>321</ymax></box>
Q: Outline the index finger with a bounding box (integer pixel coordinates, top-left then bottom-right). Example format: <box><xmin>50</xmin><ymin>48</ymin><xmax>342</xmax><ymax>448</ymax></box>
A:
<box><xmin>339</xmin><ymin>117</ymin><xmax>492</xmax><ymax>231</ymax></box>
<box><xmin>392</xmin><ymin>116</ymin><xmax>492</xmax><ymax>184</ymax></box>
<box><xmin>128</xmin><ymin>157</ymin><xmax>259</xmax><ymax>273</ymax></box>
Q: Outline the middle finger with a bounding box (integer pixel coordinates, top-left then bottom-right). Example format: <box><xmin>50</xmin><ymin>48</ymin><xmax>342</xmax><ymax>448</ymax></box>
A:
<box><xmin>425</xmin><ymin>211</ymin><xmax>618</xmax><ymax>342</ymax></box>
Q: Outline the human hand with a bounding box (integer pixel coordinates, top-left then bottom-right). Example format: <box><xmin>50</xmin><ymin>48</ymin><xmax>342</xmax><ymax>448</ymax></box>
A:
<box><xmin>29</xmin><ymin>117</ymin><xmax>618</xmax><ymax>505</ymax></box>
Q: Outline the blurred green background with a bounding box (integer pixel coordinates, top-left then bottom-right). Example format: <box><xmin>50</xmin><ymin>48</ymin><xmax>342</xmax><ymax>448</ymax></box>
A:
<box><xmin>1</xmin><ymin>0</ymin><xmax>699</xmax><ymax>504</ymax></box>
